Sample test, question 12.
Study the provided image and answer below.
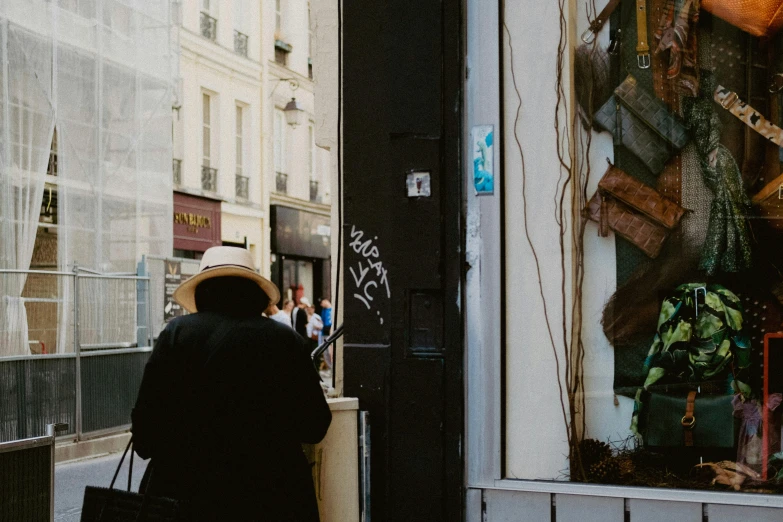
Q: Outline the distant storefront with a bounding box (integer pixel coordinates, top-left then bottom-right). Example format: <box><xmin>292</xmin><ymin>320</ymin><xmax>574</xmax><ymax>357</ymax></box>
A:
<box><xmin>173</xmin><ymin>192</ymin><xmax>222</xmax><ymax>259</ymax></box>
<box><xmin>270</xmin><ymin>205</ymin><xmax>331</xmax><ymax>306</ymax></box>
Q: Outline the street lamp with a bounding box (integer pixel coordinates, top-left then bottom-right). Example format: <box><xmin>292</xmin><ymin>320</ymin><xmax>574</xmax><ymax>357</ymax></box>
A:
<box><xmin>269</xmin><ymin>78</ymin><xmax>305</xmax><ymax>129</ymax></box>
<box><xmin>283</xmin><ymin>97</ymin><xmax>305</xmax><ymax>129</ymax></box>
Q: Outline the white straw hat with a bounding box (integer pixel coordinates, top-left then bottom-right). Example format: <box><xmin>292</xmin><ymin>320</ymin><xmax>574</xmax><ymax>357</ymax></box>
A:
<box><xmin>172</xmin><ymin>246</ymin><xmax>280</xmax><ymax>313</ymax></box>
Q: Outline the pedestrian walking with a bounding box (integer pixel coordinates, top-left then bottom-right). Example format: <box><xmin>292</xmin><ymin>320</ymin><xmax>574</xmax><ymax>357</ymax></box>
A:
<box><xmin>319</xmin><ymin>298</ymin><xmax>333</xmax><ymax>337</ymax></box>
<box><xmin>319</xmin><ymin>299</ymin><xmax>334</xmax><ymax>369</ymax></box>
<box><xmin>131</xmin><ymin>246</ymin><xmax>331</xmax><ymax>521</ymax></box>
<box><xmin>306</xmin><ymin>305</ymin><xmax>323</xmax><ymax>345</ymax></box>
<box><xmin>292</xmin><ymin>296</ymin><xmax>311</xmax><ymax>339</ymax></box>
<box><xmin>267</xmin><ymin>300</ymin><xmax>293</xmax><ymax>328</ymax></box>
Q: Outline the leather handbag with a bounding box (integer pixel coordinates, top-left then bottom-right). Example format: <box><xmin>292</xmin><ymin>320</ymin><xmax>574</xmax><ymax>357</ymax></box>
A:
<box><xmin>586</xmin><ymin>163</ymin><xmax>686</xmax><ymax>258</ymax></box>
<box><xmin>643</xmin><ymin>391</ymin><xmax>738</xmax><ymax>449</ymax></box>
<box><xmin>701</xmin><ymin>0</ymin><xmax>783</xmax><ymax>38</ymax></box>
<box><xmin>751</xmin><ymin>172</ymin><xmax>783</xmax><ymax>233</ymax></box>
<box><xmin>80</xmin><ymin>439</ymin><xmax>179</xmax><ymax>521</ymax></box>
<box><xmin>594</xmin><ymin>75</ymin><xmax>689</xmax><ymax>174</ymax></box>
<box><xmin>574</xmin><ymin>0</ymin><xmax>621</xmax><ymax>128</ymax></box>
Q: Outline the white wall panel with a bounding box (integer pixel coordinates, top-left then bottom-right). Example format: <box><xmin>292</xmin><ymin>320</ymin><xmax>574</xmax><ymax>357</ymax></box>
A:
<box><xmin>629</xmin><ymin>499</ymin><xmax>701</xmax><ymax>522</ymax></box>
<box><xmin>466</xmin><ymin>488</ymin><xmax>483</xmax><ymax>522</ymax></box>
<box><xmin>708</xmin><ymin>504</ymin><xmax>783</xmax><ymax>522</ymax></box>
<box><xmin>556</xmin><ymin>494</ymin><xmax>623</xmax><ymax>522</ymax></box>
<box><xmin>486</xmin><ymin>490</ymin><xmax>551</xmax><ymax>522</ymax></box>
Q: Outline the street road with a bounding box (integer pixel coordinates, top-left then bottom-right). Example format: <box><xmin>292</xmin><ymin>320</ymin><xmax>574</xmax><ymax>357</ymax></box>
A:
<box><xmin>55</xmin><ymin>452</ymin><xmax>148</xmax><ymax>522</ymax></box>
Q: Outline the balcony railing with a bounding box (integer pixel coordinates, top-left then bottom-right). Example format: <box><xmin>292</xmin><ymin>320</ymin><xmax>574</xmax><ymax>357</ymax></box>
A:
<box><xmin>275</xmin><ymin>172</ymin><xmax>288</xmax><ymax>194</ymax></box>
<box><xmin>236</xmin><ymin>173</ymin><xmax>249</xmax><ymax>199</ymax></box>
<box><xmin>234</xmin><ymin>31</ymin><xmax>248</xmax><ymax>57</ymax></box>
<box><xmin>172</xmin><ymin>159</ymin><xmax>182</xmax><ymax>185</ymax></box>
<box><xmin>309</xmin><ymin>180</ymin><xmax>319</xmax><ymax>202</ymax></box>
<box><xmin>201</xmin><ymin>166</ymin><xmax>217</xmax><ymax>192</ymax></box>
<box><xmin>200</xmin><ymin>12</ymin><xmax>217</xmax><ymax>41</ymax></box>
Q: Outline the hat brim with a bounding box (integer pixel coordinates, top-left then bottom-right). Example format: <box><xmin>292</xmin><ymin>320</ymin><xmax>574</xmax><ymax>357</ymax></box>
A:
<box><xmin>172</xmin><ymin>266</ymin><xmax>281</xmax><ymax>313</ymax></box>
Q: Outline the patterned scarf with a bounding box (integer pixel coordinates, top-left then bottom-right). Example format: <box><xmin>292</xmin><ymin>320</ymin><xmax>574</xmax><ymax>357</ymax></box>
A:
<box><xmin>655</xmin><ymin>0</ymin><xmax>700</xmax><ymax>96</ymax></box>
<box><xmin>682</xmin><ymin>73</ymin><xmax>753</xmax><ymax>275</ymax></box>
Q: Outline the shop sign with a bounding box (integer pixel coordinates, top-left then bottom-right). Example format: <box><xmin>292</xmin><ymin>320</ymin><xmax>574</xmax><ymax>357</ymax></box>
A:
<box><xmin>173</xmin><ymin>192</ymin><xmax>222</xmax><ymax>252</ymax></box>
<box><xmin>163</xmin><ymin>260</ymin><xmax>184</xmax><ymax>322</ymax></box>
<box><xmin>173</xmin><ymin>211</ymin><xmax>212</xmax><ymax>234</ymax></box>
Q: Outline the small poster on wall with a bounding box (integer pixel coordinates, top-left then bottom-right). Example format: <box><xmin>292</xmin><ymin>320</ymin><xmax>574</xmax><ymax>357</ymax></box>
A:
<box><xmin>164</xmin><ymin>260</ymin><xmax>183</xmax><ymax>322</ymax></box>
<box><xmin>471</xmin><ymin>125</ymin><xmax>494</xmax><ymax>195</ymax></box>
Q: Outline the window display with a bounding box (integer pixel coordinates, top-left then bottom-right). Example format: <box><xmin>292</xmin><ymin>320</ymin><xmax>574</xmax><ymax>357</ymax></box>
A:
<box><xmin>571</xmin><ymin>0</ymin><xmax>783</xmax><ymax>494</ymax></box>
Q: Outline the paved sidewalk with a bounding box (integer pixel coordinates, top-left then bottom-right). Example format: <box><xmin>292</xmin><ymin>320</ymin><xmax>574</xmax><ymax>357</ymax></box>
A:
<box><xmin>55</xmin><ymin>452</ymin><xmax>148</xmax><ymax>522</ymax></box>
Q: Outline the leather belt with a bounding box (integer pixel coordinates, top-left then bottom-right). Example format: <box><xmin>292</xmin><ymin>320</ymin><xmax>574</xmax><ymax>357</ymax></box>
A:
<box><xmin>681</xmin><ymin>390</ymin><xmax>696</xmax><ymax>447</ymax></box>
<box><xmin>636</xmin><ymin>0</ymin><xmax>651</xmax><ymax>68</ymax></box>
<box><xmin>581</xmin><ymin>0</ymin><xmax>623</xmax><ymax>43</ymax></box>
<box><xmin>714</xmin><ymin>85</ymin><xmax>783</xmax><ymax>148</ymax></box>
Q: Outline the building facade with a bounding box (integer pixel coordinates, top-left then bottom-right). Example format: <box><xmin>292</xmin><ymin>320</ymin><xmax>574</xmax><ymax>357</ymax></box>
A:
<box><xmin>173</xmin><ymin>0</ymin><xmax>265</xmax><ymax>266</ymax></box>
<box><xmin>262</xmin><ymin>0</ymin><xmax>332</xmax><ymax>305</ymax></box>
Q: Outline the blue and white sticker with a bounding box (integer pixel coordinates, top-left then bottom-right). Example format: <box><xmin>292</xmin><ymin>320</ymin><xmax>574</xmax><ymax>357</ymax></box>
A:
<box><xmin>472</xmin><ymin>125</ymin><xmax>494</xmax><ymax>195</ymax></box>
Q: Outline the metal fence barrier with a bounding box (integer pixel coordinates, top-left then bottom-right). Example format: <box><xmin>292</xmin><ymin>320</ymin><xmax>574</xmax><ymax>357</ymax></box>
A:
<box><xmin>0</xmin><ymin>269</ymin><xmax>152</xmax><ymax>443</ymax></box>
<box><xmin>0</xmin><ymin>423</ymin><xmax>67</xmax><ymax>522</ymax></box>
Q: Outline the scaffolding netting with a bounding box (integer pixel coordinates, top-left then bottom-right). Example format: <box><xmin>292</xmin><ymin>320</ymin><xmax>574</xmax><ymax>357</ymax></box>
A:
<box><xmin>0</xmin><ymin>0</ymin><xmax>174</xmax><ymax>356</ymax></box>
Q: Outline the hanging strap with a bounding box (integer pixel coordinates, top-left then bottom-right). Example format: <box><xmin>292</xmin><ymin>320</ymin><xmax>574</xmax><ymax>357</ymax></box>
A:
<box><xmin>581</xmin><ymin>0</ymin><xmax>624</xmax><ymax>43</ymax></box>
<box><xmin>714</xmin><ymin>85</ymin><xmax>783</xmax><ymax>147</ymax></box>
<box><xmin>109</xmin><ymin>438</ymin><xmax>134</xmax><ymax>491</ymax></box>
<box><xmin>681</xmin><ymin>390</ymin><xmax>697</xmax><ymax>447</ymax></box>
<box><xmin>636</xmin><ymin>0</ymin><xmax>651</xmax><ymax>68</ymax></box>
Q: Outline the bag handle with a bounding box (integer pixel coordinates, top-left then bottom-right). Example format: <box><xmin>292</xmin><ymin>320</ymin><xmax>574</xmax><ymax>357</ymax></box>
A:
<box><xmin>109</xmin><ymin>438</ymin><xmax>134</xmax><ymax>491</ymax></box>
<box><xmin>103</xmin><ymin>438</ymin><xmax>157</xmax><ymax>522</ymax></box>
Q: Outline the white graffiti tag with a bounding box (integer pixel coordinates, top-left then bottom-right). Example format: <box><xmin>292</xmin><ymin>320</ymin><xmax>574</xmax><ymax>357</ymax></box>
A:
<box><xmin>348</xmin><ymin>225</ymin><xmax>390</xmax><ymax>323</ymax></box>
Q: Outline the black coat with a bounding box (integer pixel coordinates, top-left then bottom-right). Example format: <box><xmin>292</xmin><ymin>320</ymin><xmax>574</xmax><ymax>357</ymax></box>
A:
<box><xmin>293</xmin><ymin>307</ymin><xmax>308</xmax><ymax>339</ymax></box>
<box><xmin>131</xmin><ymin>312</ymin><xmax>331</xmax><ymax>521</ymax></box>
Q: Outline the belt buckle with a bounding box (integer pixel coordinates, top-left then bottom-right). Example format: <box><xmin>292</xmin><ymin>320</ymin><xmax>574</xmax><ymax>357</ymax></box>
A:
<box><xmin>581</xmin><ymin>27</ymin><xmax>596</xmax><ymax>44</ymax></box>
<box><xmin>681</xmin><ymin>415</ymin><xmax>696</xmax><ymax>429</ymax></box>
<box><xmin>637</xmin><ymin>53</ymin><xmax>650</xmax><ymax>69</ymax></box>
<box><xmin>721</xmin><ymin>92</ymin><xmax>739</xmax><ymax>110</ymax></box>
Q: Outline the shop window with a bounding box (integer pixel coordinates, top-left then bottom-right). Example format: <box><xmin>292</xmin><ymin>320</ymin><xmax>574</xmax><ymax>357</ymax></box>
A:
<box><xmin>507</xmin><ymin>0</ymin><xmax>783</xmax><ymax>497</ymax></box>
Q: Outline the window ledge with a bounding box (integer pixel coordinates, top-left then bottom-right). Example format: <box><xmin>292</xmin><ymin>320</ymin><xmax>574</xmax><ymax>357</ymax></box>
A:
<box><xmin>275</xmin><ymin>39</ymin><xmax>292</xmax><ymax>53</ymax></box>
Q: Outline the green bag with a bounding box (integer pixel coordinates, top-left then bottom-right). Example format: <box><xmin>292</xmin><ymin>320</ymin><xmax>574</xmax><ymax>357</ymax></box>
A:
<box><xmin>643</xmin><ymin>392</ymin><xmax>738</xmax><ymax>448</ymax></box>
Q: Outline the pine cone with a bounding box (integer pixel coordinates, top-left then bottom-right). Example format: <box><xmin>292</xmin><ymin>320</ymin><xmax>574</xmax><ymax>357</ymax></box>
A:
<box><xmin>578</xmin><ymin>438</ymin><xmax>612</xmax><ymax>470</ymax></box>
<box><xmin>588</xmin><ymin>458</ymin><xmax>621</xmax><ymax>483</ymax></box>
<box><xmin>616</xmin><ymin>456</ymin><xmax>635</xmax><ymax>478</ymax></box>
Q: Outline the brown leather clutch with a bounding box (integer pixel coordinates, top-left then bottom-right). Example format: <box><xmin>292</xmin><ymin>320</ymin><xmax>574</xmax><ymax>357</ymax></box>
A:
<box><xmin>586</xmin><ymin>164</ymin><xmax>686</xmax><ymax>259</ymax></box>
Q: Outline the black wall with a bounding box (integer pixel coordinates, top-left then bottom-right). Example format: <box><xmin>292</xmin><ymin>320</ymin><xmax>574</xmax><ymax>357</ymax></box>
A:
<box><xmin>341</xmin><ymin>0</ymin><xmax>463</xmax><ymax>520</ymax></box>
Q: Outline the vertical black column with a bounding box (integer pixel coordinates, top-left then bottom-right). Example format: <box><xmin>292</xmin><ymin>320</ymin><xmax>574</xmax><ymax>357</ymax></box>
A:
<box><xmin>341</xmin><ymin>0</ymin><xmax>463</xmax><ymax>520</ymax></box>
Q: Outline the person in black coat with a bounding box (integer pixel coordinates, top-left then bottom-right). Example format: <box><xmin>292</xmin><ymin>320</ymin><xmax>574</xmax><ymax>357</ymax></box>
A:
<box><xmin>131</xmin><ymin>247</ymin><xmax>331</xmax><ymax>521</ymax></box>
<box><xmin>292</xmin><ymin>297</ymin><xmax>311</xmax><ymax>339</ymax></box>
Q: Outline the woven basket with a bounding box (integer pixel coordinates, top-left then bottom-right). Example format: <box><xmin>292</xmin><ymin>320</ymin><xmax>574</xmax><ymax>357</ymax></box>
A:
<box><xmin>701</xmin><ymin>0</ymin><xmax>783</xmax><ymax>38</ymax></box>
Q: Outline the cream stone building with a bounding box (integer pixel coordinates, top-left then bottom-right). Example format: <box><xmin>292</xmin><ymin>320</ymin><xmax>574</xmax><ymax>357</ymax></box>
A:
<box><xmin>173</xmin><ymin>0</ymin><xmax>331</xmax><ymax>299</ymax></box>
<box><xmin>173</xmin><ymin>0</ymin><xmax>266</xmax><ymax>270</ymax></box>
<box><xmin>261</xmin><ymin>0</ymin><xmax>332</xmax><ymax>305</ymax></box>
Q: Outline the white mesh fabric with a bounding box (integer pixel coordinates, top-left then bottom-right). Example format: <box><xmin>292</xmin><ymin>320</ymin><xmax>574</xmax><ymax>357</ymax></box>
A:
<box><xmin>0</xmin><ymin>0</ymin><xmax>174</xmax><ymax>355</ymax></box>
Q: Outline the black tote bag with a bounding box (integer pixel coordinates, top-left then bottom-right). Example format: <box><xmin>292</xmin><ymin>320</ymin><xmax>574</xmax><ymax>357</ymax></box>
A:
<box><xmin>80</xmin><ymin>439</ymin><xmax>179</xmax><ymax>522</ymax></box>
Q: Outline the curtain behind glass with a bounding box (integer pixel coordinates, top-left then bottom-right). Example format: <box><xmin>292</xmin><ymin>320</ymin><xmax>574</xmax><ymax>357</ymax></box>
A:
<box><xmin>0</xmin><ymin>22</ymin><xmax>56</xmax><ymax>357</ymax></box>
